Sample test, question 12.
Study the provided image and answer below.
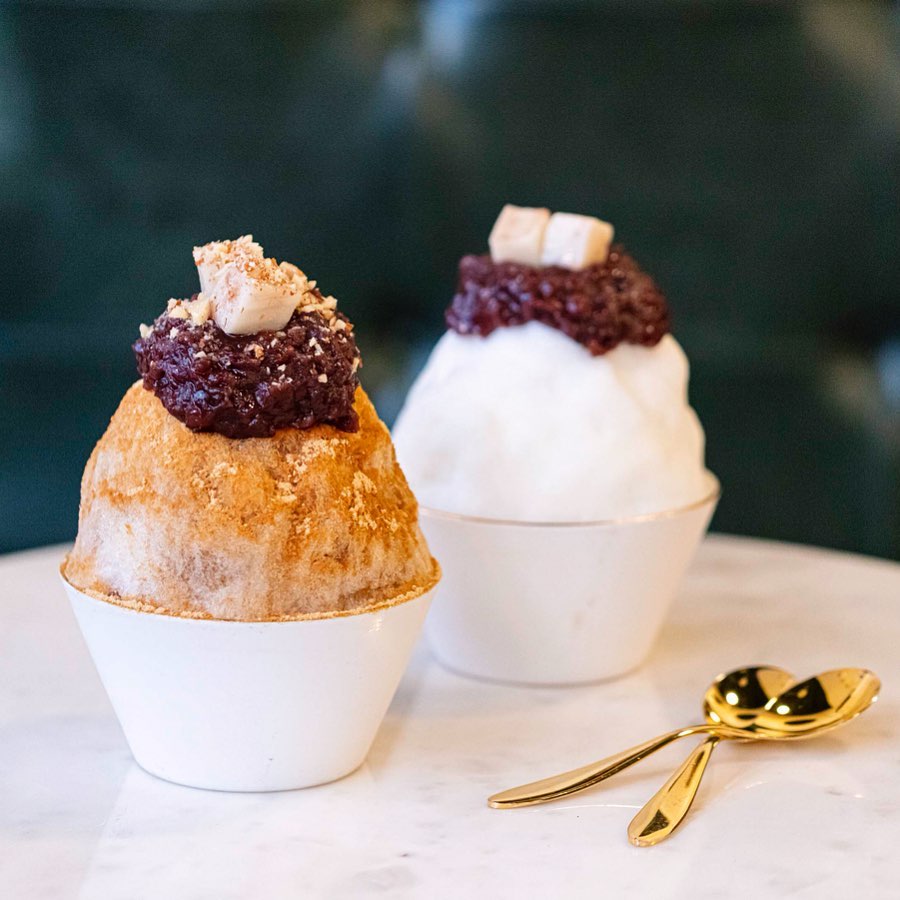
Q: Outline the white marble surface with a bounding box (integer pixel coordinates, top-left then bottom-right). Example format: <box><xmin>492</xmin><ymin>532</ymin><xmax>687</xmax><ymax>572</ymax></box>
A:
<box><xmin>2</xmin><ymin>536</ymin><xmax>898</xmax><ymax>899</ymax></box>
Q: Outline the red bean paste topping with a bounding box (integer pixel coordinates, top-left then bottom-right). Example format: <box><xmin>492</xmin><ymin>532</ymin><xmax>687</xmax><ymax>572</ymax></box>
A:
<box><xmin>445</xmin><ymin>246</ymin><xmax>670</xmax><ymax>355</ymax></box>
<box><xmin>134</xmin><ymin>306</ymin><xmax>361</xmax><ymax>438</ymax></box>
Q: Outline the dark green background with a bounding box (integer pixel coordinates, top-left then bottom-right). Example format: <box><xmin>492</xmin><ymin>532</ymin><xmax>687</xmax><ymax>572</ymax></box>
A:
<box><xmin>1</xmin><ymin>0</ymin><xmax>898</xmax><ymax>556</ymax></box>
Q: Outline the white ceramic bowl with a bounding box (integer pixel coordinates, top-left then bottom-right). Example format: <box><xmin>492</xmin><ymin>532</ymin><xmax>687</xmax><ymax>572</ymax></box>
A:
<box><xmin>61</xmin><ymin>575</ymin><xmax>433</xmax><ymax>792</ymax></box>
<box><xmin>421</xmin><ymin>476</ymin><xmax>719</xmax><ymax>686</ymax></box>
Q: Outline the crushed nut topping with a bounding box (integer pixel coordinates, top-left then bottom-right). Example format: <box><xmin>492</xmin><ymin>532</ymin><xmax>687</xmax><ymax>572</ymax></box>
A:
<box><xmin>134</xmin><ymin>238</ymin><xmax>362</xmax><ymax>438</ymax></box>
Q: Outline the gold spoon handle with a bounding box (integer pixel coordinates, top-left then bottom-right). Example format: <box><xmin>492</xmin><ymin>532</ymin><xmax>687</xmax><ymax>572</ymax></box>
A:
<box><xmin>628</xmin><ymin>735</ymin><xmax>720</xmax><ymax>847</ymax></box>
<box><xmin>488</xmin><ymin>724</ymin><xmax>737</xmax><ymax>809</ymax></box>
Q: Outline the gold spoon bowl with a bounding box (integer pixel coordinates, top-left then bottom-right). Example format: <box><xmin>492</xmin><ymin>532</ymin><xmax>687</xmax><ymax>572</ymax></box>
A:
<box><xmin>704</xmin><ymin>665</ymin><xmax>798</xmax><ymax>728</ymax></box>
<box><xmin>752</xmin><ymin>668</ymin><xmax>880</xmax><ymax>736</ymax></box>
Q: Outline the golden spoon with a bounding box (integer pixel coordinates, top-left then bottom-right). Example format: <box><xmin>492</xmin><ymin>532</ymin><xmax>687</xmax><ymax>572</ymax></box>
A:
<box><xmin>488</xmin><ymin>667</ymin><xmax>880</xmax><ymax>811</ymax></box>
<box><xmin>627</xmin><ymin>665</ymin><xmax>796</xmax><ymax>846</ymax></box>
<box><xmin>629</xmin><ymin>668</ymin><xmax>880</xmax><ymax>845</ymax></box>
<box><xmin>488</xmin><ymin>665</ymin><xmax>794</xmax><ymax>810</ymax></box>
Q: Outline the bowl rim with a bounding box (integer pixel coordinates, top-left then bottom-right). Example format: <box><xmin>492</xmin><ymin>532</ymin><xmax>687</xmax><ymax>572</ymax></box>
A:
<box><xmin>418</xmin><ymin>473</ymin><xmax>720</xmax><ymax>529</ymax></box>
<box><xmin>59</xmin><ymin>558</ymin><xmax>440</xmax><ymax>625</ymax></box>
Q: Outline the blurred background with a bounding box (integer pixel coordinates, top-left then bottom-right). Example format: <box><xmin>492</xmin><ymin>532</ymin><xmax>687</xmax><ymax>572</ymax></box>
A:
<box><xmin>1</xmin><ymin>0</ymin><xmax>898</xmax><ymax>557</ymax></box>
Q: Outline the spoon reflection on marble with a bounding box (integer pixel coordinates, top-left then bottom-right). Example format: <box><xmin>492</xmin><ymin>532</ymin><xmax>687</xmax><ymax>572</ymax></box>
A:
<box><xmin>627</xmin><ymin>665</ymin><xmax>796</xmax><ymax>846</ymax></box>
<box><xmin>488</xmin><ymin>667</ymin><xmax>880</xmax><ymax>812</ymax></box>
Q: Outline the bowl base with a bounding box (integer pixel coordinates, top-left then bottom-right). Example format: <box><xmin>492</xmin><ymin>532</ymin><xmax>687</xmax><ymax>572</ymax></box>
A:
<box><xmin>428</xmin><ymin>644</ymin><xmax>648</xmax><ymax>688</ymax></box>
<box><xmin>131</xmin><ymin>757</ymin><xmax>366</xmax><ymax>794</ymax></box>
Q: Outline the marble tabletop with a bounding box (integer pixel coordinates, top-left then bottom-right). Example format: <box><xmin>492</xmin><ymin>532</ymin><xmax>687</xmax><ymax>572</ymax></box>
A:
<box><xmin>2</xmin><ymin>536</ymin><xmax>898</xmax><ymax>899</ymax></box>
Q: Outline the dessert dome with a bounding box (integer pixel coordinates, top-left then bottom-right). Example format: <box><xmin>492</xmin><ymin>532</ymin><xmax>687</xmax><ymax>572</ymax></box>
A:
<box><xmin>65</xmin><ymin>383</ymin><xmax>438</xmax><ymax>620</ymax></box>
<box><xmin>64</xmin><ymin>235</ymin><xmax>438</xmax><ymax>620</ymax></box>
<box><xmin>393</xmin><ymin>205</ymin><xmax>712</xmax><ymax>521</ymax></box>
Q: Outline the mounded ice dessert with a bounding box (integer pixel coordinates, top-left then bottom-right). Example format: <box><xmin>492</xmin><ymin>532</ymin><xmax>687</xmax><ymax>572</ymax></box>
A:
<box><xmin>393</xmin><ymin>206</ymin><xmax>718</xmax><ymax>685</ymax></box>
<box><xmin>394</xmin><ymin>206</ymin><xmax>711</xmax><ymax>521</ymax></box>
<box><xmin>65</xmin><ymin>236</ymin><xmax>438</xmax><ymax>619</ymax></box>
<box><xmin>64</xmin><ymin>383</ymin><xmax>436</xmax><ymax>620</ymax></box>
<box><xmin>61</xmin><ymin>236</ymin><xmax>439</xmax><ymax>790</ymax></box>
